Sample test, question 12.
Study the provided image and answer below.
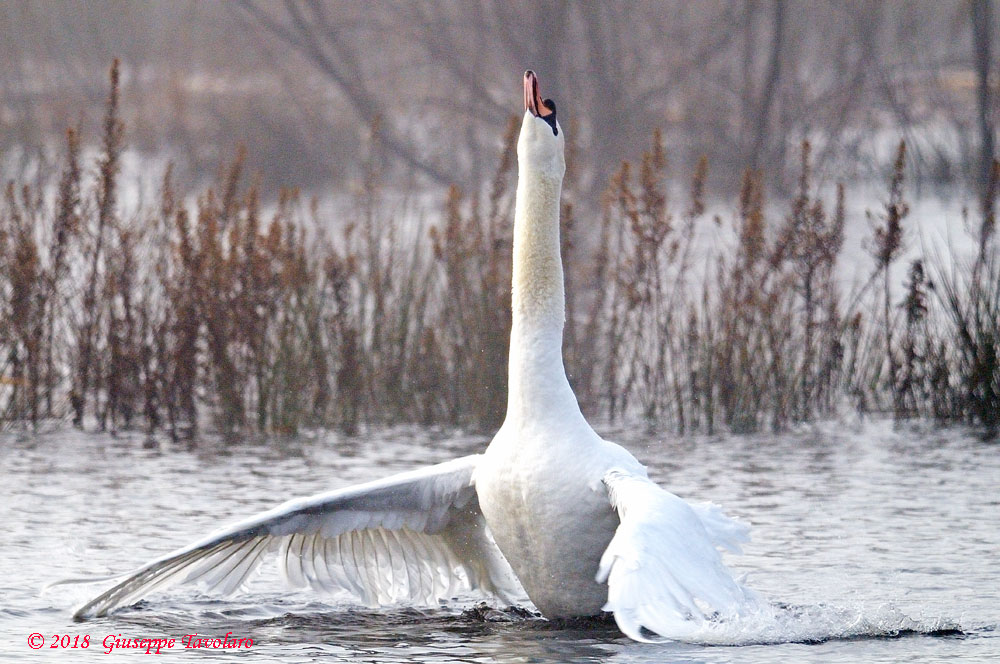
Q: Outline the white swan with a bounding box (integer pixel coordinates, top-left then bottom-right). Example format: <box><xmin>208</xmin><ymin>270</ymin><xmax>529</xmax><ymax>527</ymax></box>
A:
<box><xmin>66</xmin><ymin>71</ymin><xmax>755</xmax><ymax>640</ymax></box>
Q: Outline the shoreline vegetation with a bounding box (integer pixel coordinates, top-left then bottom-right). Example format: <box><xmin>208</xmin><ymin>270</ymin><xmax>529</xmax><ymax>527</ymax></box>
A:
<box><xmin>2</xmin><ymin>62</ymin><xmax>997</xmax><ymax>441</ymax></box>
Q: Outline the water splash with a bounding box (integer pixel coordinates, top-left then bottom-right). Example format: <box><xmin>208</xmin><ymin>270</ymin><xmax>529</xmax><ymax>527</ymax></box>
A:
<box><xmin>676</xmin><ymin>601</ymin><xmax>963</xmax><ymax>646</ymax></box>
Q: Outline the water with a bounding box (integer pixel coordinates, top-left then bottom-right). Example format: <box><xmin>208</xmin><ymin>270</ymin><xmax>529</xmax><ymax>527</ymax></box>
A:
<box><xmin>2</xmin><ymin>420</ymin><xmax>997</xmax><ymax>662</ymax></box>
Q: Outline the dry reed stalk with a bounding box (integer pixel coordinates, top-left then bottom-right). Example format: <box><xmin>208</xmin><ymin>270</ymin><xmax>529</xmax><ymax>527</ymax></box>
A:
<box><xmin>72</xmin><ymin>59</ymin><xmax>124</xmax><ymax>427</ymax></box>
<box><xmin>869</xmin><ymin>141</ymin><xmax>909</xmax><ymax>412</ymax></box>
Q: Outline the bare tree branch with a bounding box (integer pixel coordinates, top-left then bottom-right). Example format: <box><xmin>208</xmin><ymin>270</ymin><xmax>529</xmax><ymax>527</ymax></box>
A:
<box><xmin>237</xmin><ymin>0</ymin><xmax>453</xmax><ymax>184</ymax></box>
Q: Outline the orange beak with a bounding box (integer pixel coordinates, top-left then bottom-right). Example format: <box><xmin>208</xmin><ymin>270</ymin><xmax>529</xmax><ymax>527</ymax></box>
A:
<box><xmin>523</xmin><ymin>70</ymin><xmax>552</xmax><ymax>118</ymax></box>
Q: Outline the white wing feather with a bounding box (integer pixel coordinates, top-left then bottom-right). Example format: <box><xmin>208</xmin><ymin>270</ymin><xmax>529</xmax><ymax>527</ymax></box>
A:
<box><xmin>598</xmin><ymin>468</ymin><xmax>755</xmax><ymax>641</ymax></box>
<box><xmin>65</xmin><ymin>455</ymin><xmax>522</xmax><ymax>619</ymax></box>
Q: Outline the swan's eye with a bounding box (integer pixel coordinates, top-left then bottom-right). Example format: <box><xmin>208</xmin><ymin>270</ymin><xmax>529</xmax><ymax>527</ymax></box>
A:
<box><xmin>541</xmin><ymin>99</ymin><xmax>558</xmax><ymax>136</ymax></box>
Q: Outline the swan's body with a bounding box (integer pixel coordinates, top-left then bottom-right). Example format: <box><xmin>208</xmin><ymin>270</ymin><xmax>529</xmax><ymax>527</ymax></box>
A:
<box><xmin>475</xmin><ymin>99</ymin><xmax>623</xmax><ymax>617</ymax></box>
<box><xmin>63</xmin><ymin>72</ymin><xmax>756</xmax><ymax>640</ymax></box>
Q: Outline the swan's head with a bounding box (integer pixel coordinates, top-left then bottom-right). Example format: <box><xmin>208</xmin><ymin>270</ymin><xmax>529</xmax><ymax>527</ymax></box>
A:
<box><xmin>519</xmin><ymin>70</ymin><xmax>565</xmax><ymax>179</ymax></box>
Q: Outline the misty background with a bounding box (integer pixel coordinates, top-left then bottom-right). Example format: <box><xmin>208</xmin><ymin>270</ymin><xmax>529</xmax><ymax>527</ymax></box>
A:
<box><xmin>1</xmin><ymin>1</ymin><xmax>998</xmax><ymax>437</ymax></box>
<box><xmin>2</xmin><ymin>0</ymin><xmax>995</xmax><ymax>204</ymax></box>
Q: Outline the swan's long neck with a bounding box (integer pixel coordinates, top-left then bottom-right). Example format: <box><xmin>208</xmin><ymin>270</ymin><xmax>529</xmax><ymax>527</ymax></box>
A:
<box><xmin>506</xmin><ymin>165</ymin><xmax>581</xmax><ymax>424</ymax></box>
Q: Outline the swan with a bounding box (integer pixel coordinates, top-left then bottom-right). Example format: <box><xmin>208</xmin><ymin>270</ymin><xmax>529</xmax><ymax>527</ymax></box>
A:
<box><xmin>64</xmin><ymin>71</ymin><xmax>756</xmax><ymax>640</ymax></box>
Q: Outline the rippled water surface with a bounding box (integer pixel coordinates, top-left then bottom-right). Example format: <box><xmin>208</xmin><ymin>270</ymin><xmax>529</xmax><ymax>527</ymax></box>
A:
<box><xmin>2</xmin><ymin>420</ymin><xmax>998</xmax><ymax>662</ymax></box>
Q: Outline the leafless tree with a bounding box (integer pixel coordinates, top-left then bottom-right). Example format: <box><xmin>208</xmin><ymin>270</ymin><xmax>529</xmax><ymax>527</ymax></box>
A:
<box><xmin>972</xmin><ymin>0</ymin><xmax>995</xmax><ymax>206</ymax></box>
<box><xmin>1</xmin><ymin>1</ymin><xmax>993</xmax><ymax>200</ymax></box>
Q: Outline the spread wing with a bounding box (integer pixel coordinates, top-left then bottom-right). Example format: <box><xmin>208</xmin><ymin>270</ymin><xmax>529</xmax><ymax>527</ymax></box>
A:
<box><xmin>65</xmin><ymin>455</ymin><xmax>522</xmax><ymax>619</ymax></box>
<box><xmin>598</xmin><ymin>468</ymin><xmax>756</xmax><ymax>641</ymax></box>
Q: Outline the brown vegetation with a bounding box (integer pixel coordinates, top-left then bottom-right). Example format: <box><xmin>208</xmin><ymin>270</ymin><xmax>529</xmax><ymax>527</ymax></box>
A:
<box><xmin>1</xmin><ymin>63</ymin><xmax>998</xmax><ymax>439</ymax></box>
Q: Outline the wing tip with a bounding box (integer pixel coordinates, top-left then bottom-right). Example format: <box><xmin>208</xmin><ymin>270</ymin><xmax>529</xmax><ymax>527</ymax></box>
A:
<box><xmin>71</xmin><ymin>605</ymin><xmax>98</xmax><ymax>622</ymax></box>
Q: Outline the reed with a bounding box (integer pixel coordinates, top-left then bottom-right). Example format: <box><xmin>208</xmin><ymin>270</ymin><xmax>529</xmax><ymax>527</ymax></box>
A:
<box><xmin>2</xmin><ymin>62</ymin><xmax>998</xmax><ymax>439</ymax></box>
<box><xmin>932</xmin><ymin>163</ymin><xmax>1000</xmax><ymax>433</ymax></box>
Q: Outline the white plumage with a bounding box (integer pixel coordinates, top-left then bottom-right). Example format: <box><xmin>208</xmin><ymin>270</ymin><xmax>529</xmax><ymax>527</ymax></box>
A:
<box><xmin>599</xmin><ymin>469</ymin><xmax>754</xmax><ymax>640</ymax></box>
<box><xmin>64</xmin><ymin>71</ymin><xmax>757</xmax><ymax>640</ymax></box>
<box><xmin>67</xmin><ymin>456</ymin><xmax>522</xmax><ymax>619</ymax></box>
